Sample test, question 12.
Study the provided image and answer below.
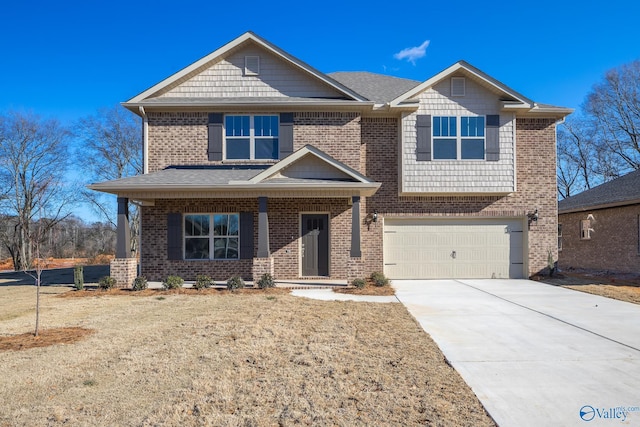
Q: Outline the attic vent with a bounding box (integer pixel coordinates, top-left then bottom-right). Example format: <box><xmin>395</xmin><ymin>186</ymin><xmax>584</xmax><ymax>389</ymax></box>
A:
<box><xmin>245</xmin><ymin>56</ymin><xmax>260</xmax><ymax>76</ymax></box>
<box><xmin>451</xmin><ymin>77</ymin><xmax>465</xmax><ymax>97</ymax></box>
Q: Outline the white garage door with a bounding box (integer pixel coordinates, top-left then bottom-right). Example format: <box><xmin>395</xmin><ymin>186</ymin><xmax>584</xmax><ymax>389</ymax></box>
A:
<box><xmin>384</xmin><ymin>218</ymin><xmax>525</xmax><ymax>279</ymax></box>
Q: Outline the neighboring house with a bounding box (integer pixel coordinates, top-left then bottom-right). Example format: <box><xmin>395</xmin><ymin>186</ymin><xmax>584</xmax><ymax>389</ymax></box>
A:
<box><xmin>558</xmin><ymin>169</ymin><xmax>640</xmax><ymax>274</ymax></box>
<box><xmin>90</xmin><ymin>32</ymin><xmax>571</xmax><ymax>286</ymax></box>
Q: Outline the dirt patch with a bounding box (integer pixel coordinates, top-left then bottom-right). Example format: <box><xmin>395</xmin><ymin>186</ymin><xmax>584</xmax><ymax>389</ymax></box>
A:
<box><xmin>334</xmin><ymin>284</ymin><xmax>395</xmax><ymax>296</ymax></box>
<box><xmin>0</xmin><ymin>327</ymin><xmax>94</xmax><ymax>351</ymax></box>
<box><xmin>0</xmin><ymin>285</ymin><xmax>494</xmax><ymax>426</ymax></box>
<box><xmin>536</xmin><ymin>271</ymin><xmax>640</xmax><ymax>305</ymax></box>
<box><xmin>57</xmin><ymin>286</ymin><xmax>292</xmax><ymax>298</ymax></box>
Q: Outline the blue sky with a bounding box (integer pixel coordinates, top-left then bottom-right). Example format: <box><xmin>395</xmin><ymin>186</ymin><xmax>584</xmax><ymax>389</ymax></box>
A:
<box><xmin>1</xmin><ymin>0</ymin><xmax>639</xmax><ymax>221</ymax></box>
<box><xmin>2</xmin><ymin>0</ymin><xmax>639</xmax><ymax>122</ymax></box>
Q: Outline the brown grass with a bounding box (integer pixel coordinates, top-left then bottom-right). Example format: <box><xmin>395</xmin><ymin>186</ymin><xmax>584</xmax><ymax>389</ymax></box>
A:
<box><xmin>0</xmin><ymin>285</ymin><xmax>494</xmax><ymax>426</ymax></box>
<box><xmin>334</xmin><ymin>283</ymin><xmax>396</xmax><ymax>296</ymax></box>
<box><xmin>537</xmin><ymin>272</ymin><xmax>640</xmax><ymax>305</ymax></box>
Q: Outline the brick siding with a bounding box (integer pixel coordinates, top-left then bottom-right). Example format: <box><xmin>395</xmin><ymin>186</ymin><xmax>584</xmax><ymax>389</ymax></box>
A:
<box><xmin>559</xmin><ymin>205</ymin><xmax>640</xmax><ymax>274</ymax></box>
<box><xmin>142</xmin><ymin>114</ymin><xmax>558</xmax><ymax>280</ymax></box>
<box><xmin>361</xmin><ymin>117</ymin><xmax>559</xmax><ymax>277</ymax></box>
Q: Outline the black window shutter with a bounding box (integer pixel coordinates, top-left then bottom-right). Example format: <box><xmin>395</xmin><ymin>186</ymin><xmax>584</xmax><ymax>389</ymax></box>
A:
<box><xmin>486</xmin><ymin>114</ymin><xmax>500</xmax><ymax>161</ymax></box>
<box><xmin>279</xmin><ymin>113</ymin><xmax>294</xmax><ymax>159</ymax></box>
<box><xmin>167</xmin><ymin>213</ymin><xmax>183</xmax><ymax>260</ymax></box>
<box><xmin>416</xmin><ymin>115</ymin><xmax>432</xmax><ymax>161</ymax></box>
<box><xmin>208</xmin><ymin>113</ymin><xmax>224</xmax><ymax>161</ymax></box>
<box><xmin>239</xmin><ymin>212</ymin><xmax>254</xmax><ymax>259</ymax></box>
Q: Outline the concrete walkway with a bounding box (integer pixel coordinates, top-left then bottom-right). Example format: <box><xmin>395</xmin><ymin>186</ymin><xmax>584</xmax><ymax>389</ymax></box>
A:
<box><xmin>393</xmin><ymin>279</ymin><xmax>640</xmax><ymax>427</ymax></box>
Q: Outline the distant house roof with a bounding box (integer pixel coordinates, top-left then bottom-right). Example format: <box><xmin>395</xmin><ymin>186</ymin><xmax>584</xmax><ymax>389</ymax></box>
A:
<box><xmin>328</xmin><ymin>72</ymin><xmax>421</xmax><ymax>103</ymax></box>
<box><xmin>558</xmin><ymin>169</ymin><xmax>640</xmax><ymax>213</ymax></box>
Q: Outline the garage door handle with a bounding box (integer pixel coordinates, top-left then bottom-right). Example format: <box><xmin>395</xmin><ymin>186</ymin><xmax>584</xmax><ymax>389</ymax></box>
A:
<box><xmin>451</xmin><ymin>250</ymin><xmax>456</xmax><ymax>259</ymax></box>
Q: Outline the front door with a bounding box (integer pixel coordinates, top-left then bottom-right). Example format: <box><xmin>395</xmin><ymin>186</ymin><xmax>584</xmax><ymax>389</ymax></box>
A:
<box><xmin>301</xmin><ymin>214</ymin><xmax>329</xmax><ymax>276</ymax></box>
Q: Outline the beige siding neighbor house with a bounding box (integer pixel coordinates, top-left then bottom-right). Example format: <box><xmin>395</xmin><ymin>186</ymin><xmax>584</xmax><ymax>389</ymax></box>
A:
<box><xmin>90</xmin><ymin>32</ymin><xmax>572</xmax><ymax>286</ymax></box>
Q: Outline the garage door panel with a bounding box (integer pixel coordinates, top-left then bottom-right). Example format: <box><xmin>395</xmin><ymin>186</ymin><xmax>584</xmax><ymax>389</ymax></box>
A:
<box><xmin>384</xmin><ymin>219</ymin><xmax>525</xmax><ymax>279</ymax></box>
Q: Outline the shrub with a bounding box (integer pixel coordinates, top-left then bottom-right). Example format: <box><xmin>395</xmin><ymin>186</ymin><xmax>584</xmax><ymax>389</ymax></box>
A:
<box><xmin>73</xmin><ymin>265</ymin><xmax>84</xmax><ymax>290</ymax></box>
<box><xmin>194</xmin><ymin>274</ymin><xmax>213</xmax><ymax>290</ymax></box>
<box><xmin>226</xmin><ymin>275</ymin><xmax>245</xmax><ymax>291</ymax></box>
<box><xmin>132</xmin><ymin>276</ymin><xmax>148</xmax><ymax>291</ymax></box>
<box><xmin>351</xmin><ymin>278</ymin><xmax>366</xmax><ymax>289</ymax></box>
<box><xmin>370</xmin><ymin>271</ymin><xmax>389</xmax><ymax>287</ymax></box>
<box><xmin>163</xmin><ymin>275</ymin><xmax>184</xmax><ymax>290</ymax></box>
<box><xmin>257</xmin><ymin>273</ymin><xmax>275</xmax><ymax>289</ymax></box>
<box><xmin>98</xmin><ymin>276</ymin><xmax>117</xmax><ymax>290</ymax></box>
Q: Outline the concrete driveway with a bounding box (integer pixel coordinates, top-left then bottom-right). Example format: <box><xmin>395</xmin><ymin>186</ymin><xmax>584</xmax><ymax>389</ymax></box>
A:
<box><xmin>393</xmin><ymin>279</ymin><xmax>640</xmax><ymax>427</ymax></box>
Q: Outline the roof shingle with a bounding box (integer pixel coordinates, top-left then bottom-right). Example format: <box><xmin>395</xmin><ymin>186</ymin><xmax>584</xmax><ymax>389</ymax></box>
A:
<box><xmin>558</xmin><ymin>169</ymin><xmax>640</xmax><ymax>213</ymax></box>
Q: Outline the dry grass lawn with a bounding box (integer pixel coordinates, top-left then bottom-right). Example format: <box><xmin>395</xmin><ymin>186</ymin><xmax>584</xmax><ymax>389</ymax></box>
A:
<box><xmin>537</xmin><ymin>272</ymin><xmax>640</xmax><ymax>305</ymax></box>
<box><xmin>0</xmin><ymin>286</ymin><xmax>494</xmax><ymax>426</ymax></box>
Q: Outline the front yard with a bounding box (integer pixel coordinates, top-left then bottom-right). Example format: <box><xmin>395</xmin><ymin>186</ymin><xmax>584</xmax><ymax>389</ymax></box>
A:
<box><xmin>0</xmin><ymin>286</ymin><xmax>494</xmax><ymax>426</ymax></box>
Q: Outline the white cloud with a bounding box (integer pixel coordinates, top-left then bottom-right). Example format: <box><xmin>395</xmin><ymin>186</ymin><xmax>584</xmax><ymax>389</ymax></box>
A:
<box><xmin>394</xmin><ymin>40</ymin><xmax>430</xmax><ymax>65</ymax></box>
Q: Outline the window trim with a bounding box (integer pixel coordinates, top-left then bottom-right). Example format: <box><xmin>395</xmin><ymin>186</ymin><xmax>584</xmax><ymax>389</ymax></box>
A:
<box><xmin>184</xmin><ymin>213</ymin><xmax>240</xmax><ymax>260</ymax></box>
<box><xmin>432</xmin><ymin>115</ymin><xmax>486</xmax><ymax>161</ymax></box>
<box><xmin>558</xmin><ymin>224</ymin><xmax>563</xmax><ymax>252</ymax></box>
<box><xmin>224</xmin><ymin>114</ymin><xmax>279</xmax><ymax>161</ymax></box>
<box><xmin>580</xmin><ymin>219</ymin><xmax>592</xmax><ymax>240</ymax></box>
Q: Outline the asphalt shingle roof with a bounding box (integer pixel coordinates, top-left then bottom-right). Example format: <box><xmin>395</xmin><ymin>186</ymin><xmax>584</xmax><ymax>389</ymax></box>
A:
<box><xmin>558</xmin><ymin>169</ymin><xmax>640</xmax><ymax>212</ymax></box>
<box><xmin>90</xmin><ymin>166</ymin><xmax>266</xmax><ymax>190</ymax></box>
<box><xmin>328</xmin><ymin>72</ymin><xmax>421</xmax><ymax>103</ymax></box>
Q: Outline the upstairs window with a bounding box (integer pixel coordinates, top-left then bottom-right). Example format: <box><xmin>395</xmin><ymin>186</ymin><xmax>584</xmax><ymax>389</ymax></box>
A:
<box><xmin>433</xmin><ymin>116</ymin><xmax>485</xmax><ymax>160</ymax></box>
<box><xmin>225</xmin><ymin>115</ymin><xmax>279</xmax><ymax>160</ymax></box>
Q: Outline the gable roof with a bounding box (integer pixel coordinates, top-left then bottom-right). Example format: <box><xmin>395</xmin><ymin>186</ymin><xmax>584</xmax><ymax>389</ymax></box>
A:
<box><xmin>124</xmin><ymin>31</ymin><xmax>369</xmax><ymax>110</ymax></box>
<box><xmin>328</xmin><ymin>72</ymin><xmax>421</xmax><ymax>104</ymax></box>
<box><xmin>388</xmin><ymin>60</ymin><xmax>572</xmax><ymax>117</ymax></box>
<box><xmin>558</xmin><ymin>169</ymin><xmax>640</xmax><ymax>213</ymax></box>
<box><xmin>89</xmin><ymin>145</ymin><xmax>380</xmax><ymax>198</ymax></box>
<box><xmin>244</xmin><ymin>145</ymin><xmax>374</xmax><ymax>184</ymax></box>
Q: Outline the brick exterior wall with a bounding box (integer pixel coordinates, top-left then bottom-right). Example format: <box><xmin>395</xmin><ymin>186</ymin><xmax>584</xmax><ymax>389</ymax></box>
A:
<box><xmin>140</xmin><ymin>198</ymin><xmax>352</xmax><ymax>282</ymax></box>
<box><xmin>360</xmin><ymin>117</ymin><xmax>559</xmax><ymax>277</ymax></box>
<box><xmin>141</xmin><ymin>113</ymin><xmax>558</xmax><ymax>280</ymax></box>
<box><xmin>559</xmin><ymin>205</ymin><xmax>640</xmax><ymax>274</ymax></box>
<box><xmin>110</xmin><ymin>258</ymin><xmax>138</xmax><ymax>288</ymax></box>
<box><xmin>146</xmin><ymin>111</ymin><xmax>361</xmax><ymax>173</ymax></box>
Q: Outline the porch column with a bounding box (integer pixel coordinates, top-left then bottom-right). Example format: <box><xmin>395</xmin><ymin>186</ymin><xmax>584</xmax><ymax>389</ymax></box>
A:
<box><xmin>116</xmin><ymin>197</ymin><xmax>131</xmax><ymax>258</ymax></box>
<box><xmin>350</xmin><ymin>196</ymin><xmax>361</xmax><ymax>257</ymax></box>
<box><xmin>257</xmin><ymin>196</ymin><xmax>270</xmax><ymax>257</ymax></box>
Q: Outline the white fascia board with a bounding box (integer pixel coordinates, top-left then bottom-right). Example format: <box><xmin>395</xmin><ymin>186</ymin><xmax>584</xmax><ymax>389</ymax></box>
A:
<box><xmin>125</xmin><ymin>32</ymin><xmax>367</xmax><ymax>104</ymax></box>
<box><xmin>390</xmin><ymin>61</ymin><xmax>534</xmax><ymax>108</ymax></box>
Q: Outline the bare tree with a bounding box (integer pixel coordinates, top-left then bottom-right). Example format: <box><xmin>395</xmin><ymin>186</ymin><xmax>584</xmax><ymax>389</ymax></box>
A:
<box><xmin>584</xmin><ymin>60</ymin><xmax>640</xmax><ymax>173</ymax></box>
<box><xmin>0</xmin><ymin>111</ymin><xmax>73</xmax><ymax>270</ymax></box>
<box><xmin>75</xmin><ymin>105</ymin><xmax>142</xmax><ymax>255</ymax></box>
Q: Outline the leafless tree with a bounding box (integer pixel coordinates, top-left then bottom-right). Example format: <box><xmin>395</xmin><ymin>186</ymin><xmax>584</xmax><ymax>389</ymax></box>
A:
<box><xmin>584</xmin><ymin>60</ymin><xmax>640</xmax><ymax>173</ymax></box>
<box><xmin>0</xmin><ymin>111</ymin><xmax>73</xmax><ymax>270</ymax></box>
<box><xmin>75</xmin><ymin>105</ymin><xmax>142</xmax><ymax>255</ymax></box>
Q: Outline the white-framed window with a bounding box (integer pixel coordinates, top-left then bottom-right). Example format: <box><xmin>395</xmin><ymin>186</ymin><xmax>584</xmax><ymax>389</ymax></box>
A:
<box><xmin>184</xmin><ymin>214</ymin><xmax>239</xmax><ymax>260</ymax></box>
<box><xmin>580</xmin><ymin>219</ymin><xmax>592</xmax><ymax>240</ymax></box>
<box><xmin>433</xmin><ymin>116</ymin><xmax>485</xmax><ymax>160</ymax></box>
<box><xmin>225</xmin><ymin>115</ymin><xmax>279</xmax><ymax>160</ymax></box>
<box><xmin>558</xmin><ymin>224</ymin><xmax>563</xmax><ymax>251</ymax></box>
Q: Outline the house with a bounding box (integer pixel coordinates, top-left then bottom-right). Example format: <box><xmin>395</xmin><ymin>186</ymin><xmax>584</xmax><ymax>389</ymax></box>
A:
<box><xmin>89</xmin><ymin>32</ymin><xmax>572</xmax><ymax>286</ymax></box>
<box><xmin>558</xmin><ymin>169</ymin><xmax>640</xmax><ymax>274</ymax></box>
